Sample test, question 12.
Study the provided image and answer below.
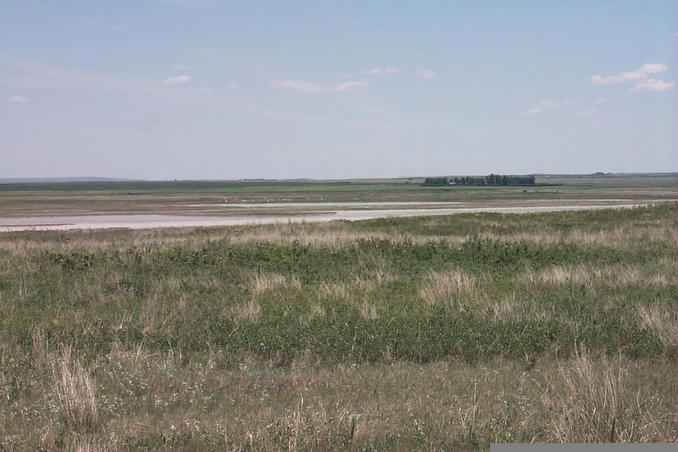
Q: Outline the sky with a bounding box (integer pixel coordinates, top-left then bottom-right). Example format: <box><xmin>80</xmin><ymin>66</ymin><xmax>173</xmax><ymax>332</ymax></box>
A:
<box><xmin>1</xmin><ymin>1</ymin><xmax>676</xmax><ymax>180</ymax></box>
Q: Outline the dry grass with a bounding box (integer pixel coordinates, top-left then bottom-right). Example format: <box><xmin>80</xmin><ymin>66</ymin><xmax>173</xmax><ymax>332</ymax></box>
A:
<box><xmin>248</xmin><ymin>271</ymin><xmax>301</xmax><ymax>297</ymax></box>
<box><xmin>31</xmin><ymin>328</ymin><xmax>49</xmax><ymax>364</ymax></box>
<box><xmin>4</xmin><ymin>225</ymin><xmax>671</xmax><ymax>252</ymax></box>
<box><xmin>1</xmin><ymin>203</ymin><xmax>676</xmax><ymax>449</ymax></box>
<box><xmin>229</xmin><ymin>228</ymin><xmax>406</xmax><ymax>247</ymax></box>
<box><xmin>139</xmin><ymin>295</ymin><xmax>166</xmax><ymax>335</ymax></box>
<box><xmin>354</xmin><ymin>262</ymin><xmax>395</xmax><ymax>291</ymax></box>
<box><xmin>637</xmin><ymin>305</ymin><xmax>678</xmax><ymax>352</ymax></box>
<box><xmin>230</xmin><ymin>271</ymin><xmax>303</xmax><ymax>322</ymax></box>
<box><xmin>234</xmin><ymin>298</ymin><xmax>263</xmax><ymax>322</ymax></box>
<box><xmin>477</xmin><ymin>225</ymin><xmax>677</xmax><ymax>247</ymax></box>
<box><xmin>541</xmin><ymin>347</ymin><xmax>671</xmax><ymax>442</ymax></box>
<box><xmin>359</xmin><ymin>300</ymin><xmax>379</xmax><ymax>320</ymax></box>
<box><xmin>0</xmin><ymin>205</ymin><xmax>673</xmax><ymax>258</ymax></box>
<box><xmin>419</xmin><ymin>269</ymin><xmax>478</xmax><ymax>308</ymax></box>
<box><xmin>522</xmin><ymin>262</ymin><xmax>672</xmax><ymax>287</ymax></box>
<box><xmin>317</xmin><ymin>281</ymin><xmax>350</xmax><ymax>300</ymax></box>
<box><xmin>486</xmin><ymin>292</ymin><xmax>550</xmax><ymax>323</ymax></box>
<box><xmin>316</xmin><ymin>266</ymin><xmax>394</xmax><ymax>305</ymax></box>
<box><xmin>2</xmin><ymin>346</ymin><xmax>676</xmax><ymax>449</ymax></box>
<box><xmin>53</xmin><ymin>346</ymin><xmax>99</xmax><ymax>435</ymax></box>
<box><xmin>417</xmin><ymin>270</ymin><xmax>569</xmax><ymax>322</ymax></box>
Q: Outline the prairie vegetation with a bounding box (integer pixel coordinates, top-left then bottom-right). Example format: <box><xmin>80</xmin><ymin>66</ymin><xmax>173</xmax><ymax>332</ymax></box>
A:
<box><xmin>0</xmin><ymin>203</ymin><xmax>676</xmax><ymax>449</ymax></box>
<box><xmin>1</xmin><ymin>173</ymin><xmax>676</xmax><ymax>218</ymax></box>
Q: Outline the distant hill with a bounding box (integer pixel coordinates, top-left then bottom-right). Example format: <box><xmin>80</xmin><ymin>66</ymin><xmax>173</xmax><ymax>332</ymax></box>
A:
<box><xmin>0</xmin><ymin>177</ymin><xmax>133</xmax><ymax>183</ymax></box>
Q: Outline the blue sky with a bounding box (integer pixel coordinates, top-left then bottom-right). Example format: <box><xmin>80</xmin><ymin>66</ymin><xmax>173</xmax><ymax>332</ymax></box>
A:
<box><xmin>1</xmin><ymin>1</ymin><xmax>676</xmax><ymax>179</ymax></box>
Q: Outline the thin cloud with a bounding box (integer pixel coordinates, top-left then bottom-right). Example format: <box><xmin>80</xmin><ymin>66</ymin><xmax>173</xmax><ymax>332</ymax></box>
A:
<box><xmin>271</xmin><ymin>80</ymin><xmax>326</xmax><ymax>93</ymax></box>
<box><xmin>227</xmin><ymin>82</ymin><xmax>239</xmax><ymax>89</ymax></box>
<box><xmin>590</xmin><ymin>71</ymin><xmax>646</xmax><ymax>84</ymax></box>
<box><xmin>163</xmin><ymin>74</ymin><xmax>191</xmax><ymax>84</ymax></box>
<box><xmin>0</xmin><ymin>59</ymin><xmax>154</xmax><ymax>93</ymax></box>
<box><xmin>271</xmin><ymin>79</ymin><xmax>367</xmax><ymax>93</ymax></box>
<box><xmin>590</xmin><ymin>63</ymin><xmax>667</xmax><ymax>84</ymax></box>
<box><xmin>630</xmin><ymin>79</ymin><xmax>674</xmax><ymax>92</ymax></box>
<box><xmin>7</xmin><ymin>95</ymin><xmax>27</xmax><ymax>103</ymax></box>
<box><xmin>638</xmin><ymin>63</ymin><xmax>667</xmax><ymax>74</ymax></box>
<box><xmin>523</xmin><ymin>100</ymin><xmax>568</xmax><ymax>115</ymax></box>
<box><xmin>524</xmin><ymin>98</ymin><xmax>607</xmax><ymax>117</ymax></box>
<box><xmin>335</xmin><ymin>80</ymin><xmax>368</xmax><ymax>91</ymax></box>
<box><xmin>416</xmin><ymin>69</ymin><xmax>436</xmax><ymax>79</ymax></box>
<box><xmin>0</xmin><ymin>59</ymin><xmax>382</xmax><ymax>131</ymax></box>
<box><xmin>200</xmin><ymin>87</ymin><xmax>213</xmax><ymax>94</ymax></box>
<box><xmin>339</xmin><ymin>67</ymin><xmax>399</xmax><ymax>77</ymax></box>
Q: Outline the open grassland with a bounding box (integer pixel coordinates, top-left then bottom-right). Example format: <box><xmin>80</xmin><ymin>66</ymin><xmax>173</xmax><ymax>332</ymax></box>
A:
<box><xmin>0</xmin><ymin>173</ymin><xmax>676</xmax><ymax>218</ymax></box>
<box><xmin>0</xmin><ymin>203</ymin><xmax>677</xmax><ymax>449</ymax></box>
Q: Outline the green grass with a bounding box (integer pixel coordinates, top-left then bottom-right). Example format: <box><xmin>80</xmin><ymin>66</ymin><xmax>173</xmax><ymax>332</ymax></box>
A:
<box><xmin>5</xmin><ymin>234</ymin><xmax>672</xmax><ymax>361</ymax></box>
<box><xmin>349</xmin><ymin>202</ymin><xmax>678</xmax><ymax>239</ymax></box>
<box><xmin>1</xmin><ymin>173</ymin><xmax>676</xmax><ymax>193</ymax></box>
<box><xmin>1</xmin><ymin>203</ymin><xmax>677</xmax><ymax>449</ymax></box>
<box><xmin>1</xmin><ymin>173</ymin><xmax>675</xmax><ymax>220</ymax></box>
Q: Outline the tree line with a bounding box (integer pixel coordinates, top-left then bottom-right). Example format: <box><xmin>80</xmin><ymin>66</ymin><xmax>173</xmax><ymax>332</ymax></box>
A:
<box><xmin>424</xmin><ymin>174</ymin><xmax>536</xmax><ymax>186</ymax></box>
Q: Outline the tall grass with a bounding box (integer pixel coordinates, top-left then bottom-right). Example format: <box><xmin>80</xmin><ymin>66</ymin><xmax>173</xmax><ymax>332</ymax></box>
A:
<box><xmin>0</xmin><ymin>204</ymin><xmax>676</xmax><ymax>449</ymax></box>
<box><xmin>541</xmin><ymin>346</ymin><xmax>671</xmax><ymax>442</ymax></box>
<box><xmin>53</xmin><ymin>346</ymin><xmax>99</xmax><ymax>434</ymax></box>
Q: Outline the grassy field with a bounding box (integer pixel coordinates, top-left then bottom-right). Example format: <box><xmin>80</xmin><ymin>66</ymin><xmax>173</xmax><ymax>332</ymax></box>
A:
<box><xmin>0</xmin><ymin>199</ymin><xmax>676</xmax><ymax>449</ymax></box>
<box><xmin>0</xmin><ymin>173</ymin><xmax>676</xmax><ymax>218</ymax></box>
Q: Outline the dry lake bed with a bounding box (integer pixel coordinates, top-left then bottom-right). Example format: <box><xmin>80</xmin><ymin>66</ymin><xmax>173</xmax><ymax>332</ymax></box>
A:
<box><xmin>0</xmin><ymin>200</ymin><xmax>664</xmax><ymax>232</ymax></box>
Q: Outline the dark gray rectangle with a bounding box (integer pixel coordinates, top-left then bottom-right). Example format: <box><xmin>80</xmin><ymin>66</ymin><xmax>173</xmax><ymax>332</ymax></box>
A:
<box><xmin>491</xmin><ymin>444</ymin><xmax>678</xmax><ymax>452</ymax></box>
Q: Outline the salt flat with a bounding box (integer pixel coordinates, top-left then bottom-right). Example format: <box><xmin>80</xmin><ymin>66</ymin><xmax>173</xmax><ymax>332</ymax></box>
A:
<box><xmin>0</xmin><ymin>202</ymin><xmax>655</xmax><ymax>232</ymax></box>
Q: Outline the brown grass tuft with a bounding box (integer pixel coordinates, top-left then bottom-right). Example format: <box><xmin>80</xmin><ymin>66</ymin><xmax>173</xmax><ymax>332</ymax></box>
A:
<box><xmin>31</xmin><ymin>328</ymin><xmax>49</xmax><ymax>364</ymax></box>
<box><xmin>525</xmin><ymin>263</ymin><xmax>671</xmax><ymax>288</ymax></box>
<box><xmin>359</xmin><ymin>300</ymin><xmax>378</xmax><ymax>320</ymax></box>
<box><xmin>249</xmin><ymin>271</ymin><xmax>300</xmax><ymax>297</ymax></box>
<box><xmin>541</xmin><ymin>346</ymin><xmax>661</xmax><ymax>442</ymax></box>
<box><xmin>419</xmin><ymin>269</ymin><xmax>477</xmax><ymax>308</ymax></box>
<box><xmin>637</xmin><ymin>305</ymin><xmax>678</xmax><ymax>352</ymax></box>
<box><xmin>235</xmin><ymin>298</ymin><xmax>263</xmax><ymax>322</ymax></box>
<box><xmin>53</xmin><ymin>346</ymin><xmax>99</xmax><ymax>434</ymax></box>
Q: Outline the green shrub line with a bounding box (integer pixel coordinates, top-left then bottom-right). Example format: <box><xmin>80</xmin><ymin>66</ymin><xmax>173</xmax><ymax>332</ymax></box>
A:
<box><xmin>41</xmin><ymin>236</ymin><xmax>672</xmax><ymax>276</ymax></box>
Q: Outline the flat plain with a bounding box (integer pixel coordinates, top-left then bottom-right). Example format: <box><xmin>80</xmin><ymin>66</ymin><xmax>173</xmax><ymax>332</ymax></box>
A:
<box><xmin>0</xmin><ymin>174</ymin><xmax>676</xmax><ymax>450</ymax></box>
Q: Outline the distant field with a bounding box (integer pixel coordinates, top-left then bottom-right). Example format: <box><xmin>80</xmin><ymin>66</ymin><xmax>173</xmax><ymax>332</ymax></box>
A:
<box><xmin>1</xmin><ymin>202</ymin><xmax>676</xmax><ymax>449</ymax></box>
<box><xmin>0</xmin><ymin>173</ymin><xmax>675</xmax><ymax>218</ymax></box>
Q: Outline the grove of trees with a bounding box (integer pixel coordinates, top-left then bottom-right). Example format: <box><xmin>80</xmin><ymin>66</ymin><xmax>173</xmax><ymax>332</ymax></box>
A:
<box><xmin>424</xmin><ymin>174</ymin><xmax>536</xmax><ymax>186</ymax></box>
